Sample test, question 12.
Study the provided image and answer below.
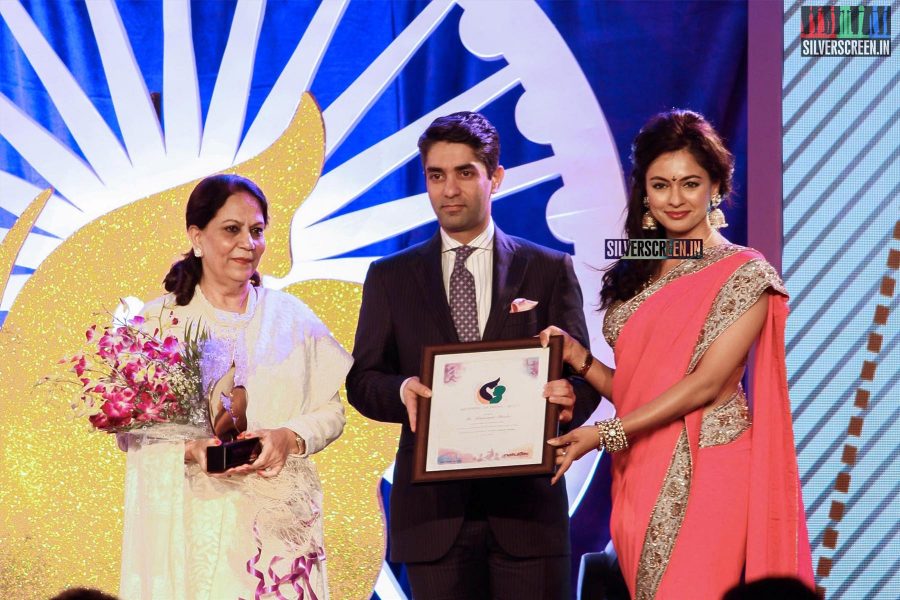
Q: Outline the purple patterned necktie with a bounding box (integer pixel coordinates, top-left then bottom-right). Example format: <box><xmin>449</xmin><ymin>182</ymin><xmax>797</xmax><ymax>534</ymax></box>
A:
<box><xmin>449</xmin><ymin>245</ymin><xmax>481</xmax><ymax>342</ymax></box>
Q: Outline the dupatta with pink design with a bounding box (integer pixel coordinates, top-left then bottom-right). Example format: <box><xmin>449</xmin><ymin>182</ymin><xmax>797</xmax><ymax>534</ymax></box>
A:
<box><xmin>603</xmin><ymin>246</ymin><xmax>813</xmax><ymax>598</ymax></box>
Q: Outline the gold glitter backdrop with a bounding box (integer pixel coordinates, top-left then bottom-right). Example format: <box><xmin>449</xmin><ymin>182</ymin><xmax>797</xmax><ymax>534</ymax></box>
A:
<box><xmin>0</xmin><ymin>93</ymin><xmax>399</xmax><ymax>598</ymax></box>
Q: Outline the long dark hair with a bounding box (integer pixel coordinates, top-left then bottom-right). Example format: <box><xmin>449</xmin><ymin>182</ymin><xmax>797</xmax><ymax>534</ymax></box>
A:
<box><xmin>163</xmin><ymin>174</ymin><xmax>269</xmax><ymax>305</ymax></box>
<box><xmin>599</xmin><ymin>109</ymin><xmax>734</xmax><ymax>309</ymax></box>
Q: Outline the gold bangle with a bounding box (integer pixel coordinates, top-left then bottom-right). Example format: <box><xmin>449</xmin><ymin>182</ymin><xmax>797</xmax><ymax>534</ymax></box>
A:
<box><xmin>576</xmin><ymin>353</ymin><xmax>594</xmax><ymax>377</ymax></box>
<box><xmin>594</xmin><ymin>422</ymin><xmax>605</xmax><ymax>450</ymax></box>
<box><xmin>596</xmin><ymin>417</ymin><xmax>628</xmax><ymax>453</ymax></box>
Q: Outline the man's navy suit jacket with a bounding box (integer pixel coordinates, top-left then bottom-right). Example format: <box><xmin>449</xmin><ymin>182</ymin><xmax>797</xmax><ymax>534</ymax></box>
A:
<box><xmin>346</xmin><ymin>227</ymin><xmax>601</xmax><ymax>563</ymax></box>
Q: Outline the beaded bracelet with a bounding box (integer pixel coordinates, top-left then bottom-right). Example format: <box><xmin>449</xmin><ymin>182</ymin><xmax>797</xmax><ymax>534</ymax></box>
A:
<box><xmin>594</xmin><ymin>422</ymin><xmax>605</xmax><ymax>450</ymax></box>
<box><xmin>595</xmin><ymin>417</ymin><xmax>628</xmax><ymax>453</ymax></box>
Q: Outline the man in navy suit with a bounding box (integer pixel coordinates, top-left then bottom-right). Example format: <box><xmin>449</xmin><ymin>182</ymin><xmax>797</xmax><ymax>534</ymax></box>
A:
<box><xmin>347</xmin><ymin>112</ymin><xmax>600</xmax><ymax>599</ymax></box>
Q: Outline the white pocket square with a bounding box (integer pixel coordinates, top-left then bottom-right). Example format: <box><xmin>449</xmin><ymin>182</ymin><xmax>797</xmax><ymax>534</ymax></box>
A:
<box><xmin>510</xmin><ymin>298</ymin><xmax>538</xmax><ymax>313</ymax></box>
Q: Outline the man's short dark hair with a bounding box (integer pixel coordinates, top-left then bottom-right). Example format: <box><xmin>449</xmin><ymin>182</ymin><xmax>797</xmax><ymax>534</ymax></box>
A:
<box><xmin>417</xmin><ymin>111</ymin><xmax>501</xmax><ymax>177</ymax></box>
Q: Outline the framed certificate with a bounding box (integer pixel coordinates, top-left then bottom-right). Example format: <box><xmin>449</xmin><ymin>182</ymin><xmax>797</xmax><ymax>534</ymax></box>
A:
<box><xmin>412</xmin><ymin>336</ymin><xmax>563</xmax><ymax>483</ymax></box>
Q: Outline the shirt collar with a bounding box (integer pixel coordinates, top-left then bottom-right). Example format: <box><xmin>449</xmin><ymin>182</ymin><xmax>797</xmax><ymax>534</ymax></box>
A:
<box><xmin>440</xmin><ymin>218</ymin><xmax>495</xmax><ymax>252</ymax></box>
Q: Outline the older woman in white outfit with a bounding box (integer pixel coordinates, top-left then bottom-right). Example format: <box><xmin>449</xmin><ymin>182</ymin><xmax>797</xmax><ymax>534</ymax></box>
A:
<box><xmin>118</xmin><ymin>174</ymin><xmax>351</xmax><ymax>599</ymax></box>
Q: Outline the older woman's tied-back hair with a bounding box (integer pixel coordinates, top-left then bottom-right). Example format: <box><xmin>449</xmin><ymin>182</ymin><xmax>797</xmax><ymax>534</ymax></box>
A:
<box><xmin>417</xmin><ymin>111</ymin><xmax>501</xmax><ymax>177</ymax></box>
<box><xmin>599</xmin><ymin>109</ymin><xmax>735</xmax><ymax>309</ymax></box>
<box><xmin>163</xmin><ymin>174</ymin><xmax>269</xmax><ymax>306</ymax></box>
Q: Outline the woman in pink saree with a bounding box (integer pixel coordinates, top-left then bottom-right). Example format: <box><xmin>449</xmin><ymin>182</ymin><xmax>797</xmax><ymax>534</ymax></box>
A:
<box><xmin>542</xmin><ymin>110</ymin><xmax>814</xmax><ymax>599</ymax></box>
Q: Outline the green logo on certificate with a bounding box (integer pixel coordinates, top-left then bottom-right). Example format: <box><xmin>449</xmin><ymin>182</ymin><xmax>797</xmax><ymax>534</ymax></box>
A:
<box><xmin>477</xmin><ymin>377</ymin><xmax>506</xmax><ymax>405</ymax></box>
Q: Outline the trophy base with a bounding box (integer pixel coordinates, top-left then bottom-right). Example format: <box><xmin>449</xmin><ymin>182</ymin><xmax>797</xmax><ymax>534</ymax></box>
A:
<box><xmin>206</xmin><ymin>438</ymin><xmax>262</xmax><ymax>473</ymax></box>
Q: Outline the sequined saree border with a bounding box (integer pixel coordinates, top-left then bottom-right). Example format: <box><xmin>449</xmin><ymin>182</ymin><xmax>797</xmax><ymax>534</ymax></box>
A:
<box><xmin>634</xmin><ymin>427</ymin><xmax>691</xmax><ymax>600</ymax></box>
<box><xmin>686</xmin><ymin>259</ymin><xmax>787</xmax><ymax>373</ymax></box>
<box><xmin>699</xmin><ymin>387</ymin><xmax>751</xmax><ymax>449</ymax></box>
<box><xmin>603</xmin><ymin>245</ymin><xmax>743</xmax><ymax>348</ymax></box>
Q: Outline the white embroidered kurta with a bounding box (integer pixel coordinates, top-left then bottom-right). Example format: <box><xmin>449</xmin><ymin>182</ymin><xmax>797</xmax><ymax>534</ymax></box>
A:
<box><xmin>118</xmin><ymin>286</ymin><xmax>352</xmax><ymax>600</ymax></box>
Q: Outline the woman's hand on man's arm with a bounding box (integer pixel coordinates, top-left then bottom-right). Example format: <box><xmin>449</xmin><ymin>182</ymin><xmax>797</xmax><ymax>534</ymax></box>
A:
<box><xmin>539</xmin><ymin>325</ymin><xmax>615</xmax><ymax>400</ymax></box>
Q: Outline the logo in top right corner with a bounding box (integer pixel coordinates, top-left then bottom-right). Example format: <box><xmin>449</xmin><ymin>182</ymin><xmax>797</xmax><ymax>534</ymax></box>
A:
<box><xmin>801</xmin><ymin>6</ymin><xmax>891</xmax><ymax>56</ymax></box>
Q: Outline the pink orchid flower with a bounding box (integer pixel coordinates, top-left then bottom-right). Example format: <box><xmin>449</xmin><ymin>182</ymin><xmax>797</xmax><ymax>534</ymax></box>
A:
<box><xmin>89</xmin><ymin>412</ymin><xmax>112</xmax><ymax>429</ymax></box>
<box><xmin>102</xmin><ymin>397</ymin><xmax>134</xmax><ymax>421</ymax></box>
<box><xmin>135</xmin><ymin>396</ymin><xmax>167</xmax><ymax>423</ymax></box>
<box><xmin>161</xmin><ymin>336</ymin><xmax>180</xmax><ymax>354</ymax></box>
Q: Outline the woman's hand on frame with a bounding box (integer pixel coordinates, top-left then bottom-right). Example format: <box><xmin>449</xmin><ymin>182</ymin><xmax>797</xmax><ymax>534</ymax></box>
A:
<box><xmin>538</xmin><ymin>325</ymin><xmax>588</xmax><ymax>371</ymax></box>
<box><xmin>547</xmin><ymin>425</ymin><xmax>599</xmax><ymax>485</ymax></box>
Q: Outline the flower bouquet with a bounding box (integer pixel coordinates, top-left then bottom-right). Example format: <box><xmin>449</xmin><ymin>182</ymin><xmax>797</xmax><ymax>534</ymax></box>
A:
<box><xmin>48</xmin><ymin>307</ymin><xmax>262</xmax><ymax>471</ymax></box>
<box><xmin>49</xmin><ymin>310</ymin><xmax>213</xmax><ymax>440</ymax></box>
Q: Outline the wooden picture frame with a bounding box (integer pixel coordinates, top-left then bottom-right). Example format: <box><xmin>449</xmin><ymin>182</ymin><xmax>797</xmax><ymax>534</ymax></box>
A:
<box><xmin>412</xmin><ymin>336</ymin><xmax>563</xmax><ymax>483</ymax></box>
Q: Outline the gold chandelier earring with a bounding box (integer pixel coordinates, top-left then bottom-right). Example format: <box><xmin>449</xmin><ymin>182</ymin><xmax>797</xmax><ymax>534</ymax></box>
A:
<box><xmin>708</xmin><ymin>193</ymin><xmax>728</xmax><ymax>229</ymax></box>
<box><xmin>641</xmin><ymin>196</ymin><xmax>658</xmax><ymax>230</ymax></box>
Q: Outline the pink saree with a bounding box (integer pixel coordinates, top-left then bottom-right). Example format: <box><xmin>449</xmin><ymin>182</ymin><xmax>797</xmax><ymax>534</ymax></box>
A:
<box><xmin>602</xmin><ymin>246</ymin><xmax>814</xmax><ymax>599</ymax></box>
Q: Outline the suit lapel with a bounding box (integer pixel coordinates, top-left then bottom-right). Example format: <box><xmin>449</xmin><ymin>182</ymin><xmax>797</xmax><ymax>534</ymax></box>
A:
<box><xmin>483</xmin><ymin>228</ymin><xmax>526</xmax><ymax>340</ymax></box>
<box><xmin>412</xmin><ymin>233</ymin><xmax>458</xmax><ymax>342</ymax></box>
